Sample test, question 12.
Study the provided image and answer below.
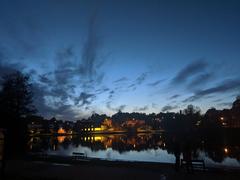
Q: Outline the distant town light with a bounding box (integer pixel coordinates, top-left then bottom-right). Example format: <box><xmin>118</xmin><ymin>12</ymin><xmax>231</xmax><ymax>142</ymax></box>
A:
<box><xmin>57</xmin><ymin>136</ymin><xmax>66</xmax><ymax>143</ymax></box>
<box><xmin>58</xmin><ymin>127</ymin><xmax>66</xmax><ymax>134</ymax></box>
<box><xmin>224</xmin><ymin>148</ymin><xmax>228</xmax><ymax>153</ymax></box>
<box><xmin>94</xmin><ymin>136</ymin><xmax>102</xmax><ymax>141</ymax></box>
<box><xmin>94</xmin><ymin>127</ymin><xmax>102</xmax><ymax>131</ymax></box>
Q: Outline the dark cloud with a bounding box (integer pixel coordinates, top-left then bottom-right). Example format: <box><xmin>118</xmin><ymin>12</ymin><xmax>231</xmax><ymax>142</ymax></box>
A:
<box><xmin>197</xmin><ymin>79</ymin><xmax>240</xmax><ymax>96</ymax></box>
<box><xmin>28</xmin><ymin>69</ymin><xmax>38</xmax><ymax>76</ymax></box>
<box><xmin>108</xmin><ymin>90</ymin><xmax>115</xmax><ymax>99</ymax></box>
<box><xmin>96</xmin><ymin>87</ymin><xmax>110</xmax><ymax>94</ymax></box>
<box><xmin>51</xmin><ymin>87</ymin><xmax>71</xmax><ymax>101</ymax></box>
<box><xmin>183</xmin><ymin>78</ymin><xmax>240</xmax><ymax>102</ymax></box>
<box><xmin>30</xmin><ymin>10</ymin><xmax>106</xmax><ymax>119</ymax></box>
<box><xmin>79</xmin><ymin>11</ymin><xmax>101</xmax><ymax>80</ymax></box>
<box><xmin>38</xmin><ymin>74</ymin><xmax>52</xmax><ymax>84</ymax></box>
<box><xmin>147</xmin><ymin>79</ymin><xmax>164</xmax><ymax>87</ymax></box>
<box><xmin>172</xmin><ymin>59</ymin><xmax>207</xmax><ymax>84</ymax></box>
<box><xmin>113</xmin><ymin>77</ymin><xmax>128</xmax><ymax>83</ymax></box>
<box><xmin>54</xmin><ymin>47</ymin><xmax>76</xmax><ymax>84</ymax></box>
<box><xmin>128</xmin><ymin>84</ymin><xmax>135</xmax><ymax>88</ymax></box>
<box><xmin>134</xmin><ymin>105</ymin><xmax>148</xmax><ymax>111</ymax></box>
<box><xmin>35</xmin><ymin>47</ymin><xmax>79</xmax><ymax>110</ymax></box>
<box><xmin>161</xmin><ymin>105</ymin><xmax>178</xmax><ymax>112</ymax></box>
<box><xmin>74</xmin><ymin>92</ymin><xmax>96</xmax><ymax>106</ymax></box>
<box><xmin>53</xmin><ymin>105</ymin><xmax>79</xmax><ymax>120</ymax></box>
<box><xmin>187</xmin><ymin>72</ymin><xmax>213</xmax><ymax>89</ymax></box>
<box><xmin>126</xmin><ymin>72</ymin><xmax>148</xmax><ymax>91</ymax></box>
<box><xmin>106</xmin><ymin>102</ymin><xmax>126</xmax><ymax>112</ymax></box>
<box><xmin>32</xmin><ymin>82</ymin><xmax>83</xmax><ymax>120</ymax></box>
<box><xmin>169</xmin><ymin>94</ymin><xmax>180</xmax><ymax>100</ymax></box>
<box><xmin>34</xmin><ymin>9</ymin><xmax>105</xmax><ymax>117</ymax></box>
<box><xmin>136</xmin><ymin>72</ymin><xmax>148</xmax><ymax>85</ymax></box>
<box><xmin>32</xmin><ymin>83</ymin><xmax>53</xmax><ymax>116</ymax></box>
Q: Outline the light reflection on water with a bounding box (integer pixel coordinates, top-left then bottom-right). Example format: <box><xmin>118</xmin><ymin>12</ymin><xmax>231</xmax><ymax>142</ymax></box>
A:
<box><xmin>28</xmin><ymin>133</ymin><xmax>240</xmax><ymax>168</ymax></box>
<box><xmin>47</xmin><ymin>145</ymin><xmax>176</xmax><ymax>163</ymax></box>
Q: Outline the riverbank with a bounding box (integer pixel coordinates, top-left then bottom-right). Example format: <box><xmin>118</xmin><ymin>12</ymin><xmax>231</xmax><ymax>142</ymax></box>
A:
<box><xmin>3</xmin><ymin>159</ymin><xmax>240</xmax><ymax>180</ymax></box>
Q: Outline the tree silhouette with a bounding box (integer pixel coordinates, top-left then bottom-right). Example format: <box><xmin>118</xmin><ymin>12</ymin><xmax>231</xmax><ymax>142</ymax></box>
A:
<box><xmin>0</xmin><ymin>71</ymin><xmax>36</xmax><ymax>158</ymax></box>
<box><xmin>0</xmin><ymin>71</ymin><xmax>36</xmax><ymax>122</ymax></box>
<box><xmin>183</xmin><ymin>105</ymin><xmax>201</xmax><ymax>115</ymax></box>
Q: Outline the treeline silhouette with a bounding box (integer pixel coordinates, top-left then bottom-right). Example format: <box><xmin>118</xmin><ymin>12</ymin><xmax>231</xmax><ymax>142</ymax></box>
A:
<box><xmin>24</xmin><ymin>99</ymin><xmax>240</xmax><ymax>135</ymax></box>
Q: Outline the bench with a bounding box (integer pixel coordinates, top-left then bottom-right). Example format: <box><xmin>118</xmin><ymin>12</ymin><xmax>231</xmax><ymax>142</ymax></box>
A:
<box><xmin>181</xmin><ymin>159</ymin><xmax>206</xmax><ymax>172</ymax></box>
<box><xmin>72</xmin><ymin>152</ymin><xmax>88</xmax><ymax>161</ymax></box>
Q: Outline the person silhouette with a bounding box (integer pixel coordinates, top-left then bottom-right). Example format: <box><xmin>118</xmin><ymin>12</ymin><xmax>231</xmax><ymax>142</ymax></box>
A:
<box><xmin>173</xmin><ymin>138</ymin><xmax>181</xmax><ymax>172</ymax></box>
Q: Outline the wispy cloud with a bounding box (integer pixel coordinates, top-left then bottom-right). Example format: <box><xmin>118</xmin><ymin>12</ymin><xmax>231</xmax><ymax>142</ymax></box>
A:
<box><xmin>148</xmin><ymin>79</ymin><xmax>164</xmax><ymax>87</ymax></box>
<box><xmin>108</xmin><ymin>90</ymin><xmax>115</xmax><ymax>99</ymax></box>
<box><xmin>169</xmin><ymin>94</ymin><xmax>180</xmax><ymax>100</ymax></box>
<box><xmin>96</xmin><ymin>87</ymin><xmax>110</xmax><ymax>94</ymax></box>
<box><xmin>106</xmin><ymin>102</ymin><xmax>126</xmax><ymax>112</ymax></box>
<box><xmin>136</xmin><ymin>72</ymin><xmax>148</xmax><ymax>85</ymax></box>
<box><xmin>133</xmin><ymin>105</ymin><xmax>149</xmax><ymax>111</ymax></box>
<box><xmin>172</xmin><ymin>59</ymin><xmax>207</xmax><ymax>85</ymax></box>
<box><xmin>74</xmin><ymin>92</ymin><xmax>96</xmax><ymax>106</ymax></box>
<box><xmin>183</xmin><ymin>78</ymin><xmax>240</xmax><ymax>102</ymax></box>
<box><xmin>79</xmin><ymin>12</ymin><xmax>100</xmax><ymax>79</ymax></box>
<box><xmin>113</xmin><ymin>77</ymin><xmax>128</xmax><ymax>83</ymax></box>
<box><xmin>161</xmin><ymin>105</ymin><xmax>178</xmax><ymax>112</ymax></box>
<box><xmin>38</xmin><ymin>74</ymin><xmax>52</xmax><ymax>84</ymax></box>
<box><xmin>187</xmin><ymin>72</ymin><xmax>213</xmax><ymax>89</ymax></box>
<box><xmin>126</xmin><ymin>72</ymin><xmax>148</xmax><ymax>91</ymax></box>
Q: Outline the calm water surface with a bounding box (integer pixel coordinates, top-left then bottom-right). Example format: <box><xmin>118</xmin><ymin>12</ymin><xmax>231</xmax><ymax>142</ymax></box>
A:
<box><xmin>28</xmin><ymin>133</ymin><xmax>240</xmax><ymax>168</ymax></box>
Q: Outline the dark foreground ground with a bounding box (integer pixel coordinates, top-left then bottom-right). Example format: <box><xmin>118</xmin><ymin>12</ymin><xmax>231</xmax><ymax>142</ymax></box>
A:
<box><xmin>2</xmin><ymin>160</ymin><xmax>240</xmax><ymax>180</ymax></box>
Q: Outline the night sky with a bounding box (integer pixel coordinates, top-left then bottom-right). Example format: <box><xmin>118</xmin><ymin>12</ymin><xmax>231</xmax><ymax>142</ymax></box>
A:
<box><xmin>0</xmin><ymin>0</ymin><xmax>240</xmax><ymax>120</ymax></box>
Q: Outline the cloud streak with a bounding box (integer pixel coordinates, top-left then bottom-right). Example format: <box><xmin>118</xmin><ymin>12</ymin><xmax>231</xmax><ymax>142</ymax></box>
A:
<box><xmin>148</xmin><ymin>79</ymin><xmax>164</xmax><ymax>87</ymax></box>
<box><xmin>106</xmin><ymin>102</ymin><xmax>126</xmax><ymax>112</ymax></box>
<box><xmin>134</xmin><ymin>105</ymin><xmax>149</xmax><ymax>111</ymax></box>
<box><xmin>172</xmin><ymin>59</ymin><xmax>207</xmax><ymax>84</ymax></box>
<box><xmin>161</xmin><ymin>105</ymin><xmax>178</xmax><ymax>112</ymax></box>
<box><xmin>79</xmin><ymin>11</ymin><xmax>102</xmax><ymax>80</ymax></box>
<box><xmin>74</xmin><ymin>92</ymin><xmax>96</xmax><ymax>106</ymax></box>
<box><xmin>169</xmin><ymin>94</ymin><xmax>180</xmax><ymax>99</ymax></box>
<box><xmin>183</xmin><ymin>78</ymin><xmax>240</xmax><ymax>102</ymax></box>
<box><xmin>113</xmin><ymin>77</ymin><xmax>128</xmax><ymax>83</ymax></box>
<box><xmin>187</xmin><ymin>72</ymin><xmax>213</xmax><ymax>89</ymax></box>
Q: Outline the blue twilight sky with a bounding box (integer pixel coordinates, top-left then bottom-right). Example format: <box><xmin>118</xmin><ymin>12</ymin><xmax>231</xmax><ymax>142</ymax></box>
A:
<box><xmin>0</xmin><ymin>0</ymin><xmax>240</xmax><ymax>120</ymax></box>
